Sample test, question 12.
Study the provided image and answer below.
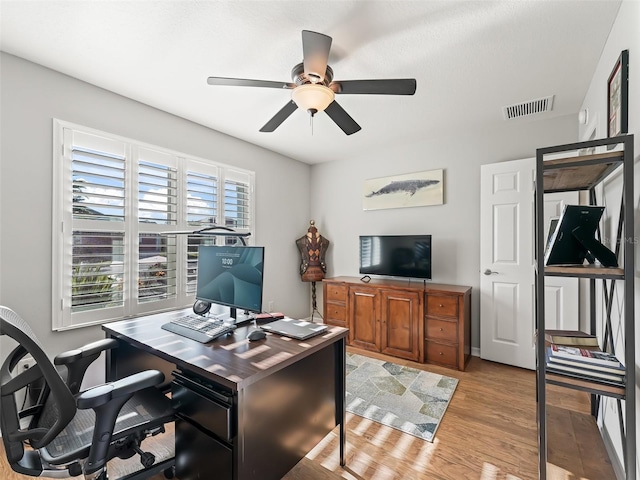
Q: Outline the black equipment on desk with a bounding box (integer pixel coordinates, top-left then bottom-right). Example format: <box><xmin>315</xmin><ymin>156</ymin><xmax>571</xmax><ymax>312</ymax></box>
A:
<box><xmin>195</xmin><ymin>244</ymin><xmax>265</xmax><ymax>325</ymax></box>
<box><xmin>162</xmin><ymin>314</ymin><xmax>235</xmax><ymax>343</ymax></box>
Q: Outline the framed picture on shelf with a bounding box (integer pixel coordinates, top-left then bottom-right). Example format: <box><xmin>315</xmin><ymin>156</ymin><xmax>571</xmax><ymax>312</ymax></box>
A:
<box><xmin>607</xmin><ymin>49</ymin><xmax>629</xmax><ymax>138</ymax></box>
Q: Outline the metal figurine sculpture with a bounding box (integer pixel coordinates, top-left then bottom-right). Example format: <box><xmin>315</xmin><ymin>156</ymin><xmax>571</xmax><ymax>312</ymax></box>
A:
<box><xmin>296</xmin><ymin>220</ymin><xmax>330</xmax><ymax>321</ymax></box>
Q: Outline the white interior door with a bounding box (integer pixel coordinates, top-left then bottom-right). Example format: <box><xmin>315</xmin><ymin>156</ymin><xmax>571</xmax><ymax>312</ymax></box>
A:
<box><xmin>480</xmin><ymin>159</ymin><xmax>579</xmax><ymax>370</ymax></box>
<box><xmin>542</xmin><ymin>192</ymin><xmax>579</xmax><ymax>330</ymax></box>
<box><xmin>480</xmin><ymin>158</ymin><xmax>536</xmax><ymax>369</ymax></box>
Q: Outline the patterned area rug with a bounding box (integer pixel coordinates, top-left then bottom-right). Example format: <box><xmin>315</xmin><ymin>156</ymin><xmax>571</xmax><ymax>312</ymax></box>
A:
<box><xmin>346</xmin><ymin>353</ymin><xmax>458</xmax><ymax>442</ymax></box>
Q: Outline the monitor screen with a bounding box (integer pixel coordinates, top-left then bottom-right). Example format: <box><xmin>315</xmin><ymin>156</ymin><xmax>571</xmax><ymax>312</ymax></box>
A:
<box><xmin>196</xmin><ymin>245</ymin><xmax>265</xmax><ymax>316</ymax></box>
<box><xmin>544</xmin><ymin>205</ymin><xmax>612</xmax><ymax>266</ymax></box>
<box><xmin>359</xmin><ymin>235</ymin><xmax>432</xmax><ymax>279</ymax></box>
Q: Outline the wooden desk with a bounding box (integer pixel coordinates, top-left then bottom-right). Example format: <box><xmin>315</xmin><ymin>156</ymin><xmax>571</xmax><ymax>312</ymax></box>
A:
<box><xmin>103</xmin><ymin>310</ymin><xmax>348</xmax><ymax>480</ymax></box>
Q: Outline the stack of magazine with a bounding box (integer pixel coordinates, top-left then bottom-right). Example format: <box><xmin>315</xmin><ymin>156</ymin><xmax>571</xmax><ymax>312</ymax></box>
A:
<box><xmin>545</xmin><ymin>344</ymin><xmax>625</xmax><ymax>387</ymax></box>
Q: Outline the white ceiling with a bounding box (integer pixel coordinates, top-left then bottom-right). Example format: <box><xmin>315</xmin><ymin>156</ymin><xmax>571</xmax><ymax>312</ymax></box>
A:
<box><xmin>0</xmin><ymin>1</ymin><xmax>621</xmax><ymax>165</ymax></box>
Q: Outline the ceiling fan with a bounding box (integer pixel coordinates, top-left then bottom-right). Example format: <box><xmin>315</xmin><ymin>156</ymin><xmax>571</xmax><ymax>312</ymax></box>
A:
<box><xmin>206</xmin><ymin>30</ymin><xmax>417</xmax><ymax>135</ymax></box>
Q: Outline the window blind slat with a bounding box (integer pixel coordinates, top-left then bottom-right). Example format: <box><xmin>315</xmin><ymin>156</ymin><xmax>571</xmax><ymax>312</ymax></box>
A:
<box><xmin>187</xmin><ymin>170</ymin><xmax>218</xmax><ymax>227</ymax></box>
<box><xmin>138</xmin><ymin>234</ymin><xmax>177</xmax><ymax>303</ymax></box>
<box><xmin>138</xmin><ymin>161</ymin><xmax>177</xmax><ymax>225</ymax></box>
<box><xmin>71</xmin><ymin>231</ymin><xmax>124</xmax><ymax>313</ymax></box>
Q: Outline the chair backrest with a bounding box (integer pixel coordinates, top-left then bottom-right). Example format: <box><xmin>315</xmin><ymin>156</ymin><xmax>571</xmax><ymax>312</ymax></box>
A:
<box><xmin>0</xmin><ymin>306</ymin><xmax>76</xmax><ymax>465</ymax></box>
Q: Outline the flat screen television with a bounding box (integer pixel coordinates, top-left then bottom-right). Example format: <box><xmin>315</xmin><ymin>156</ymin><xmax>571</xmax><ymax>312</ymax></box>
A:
<box><xmin>359</xmin><ymin>235</ymin><xmax>432</xmax><ymax>279</ymax></box>
<box><xmin>196</xmin><ymin>245</ymin><xmax>265</xmax><ymax>321</ymax></box>
<box><xmin>544</xmin><ymin>205</ymin><xmax>617</xmax><ymax>267</ymax></box>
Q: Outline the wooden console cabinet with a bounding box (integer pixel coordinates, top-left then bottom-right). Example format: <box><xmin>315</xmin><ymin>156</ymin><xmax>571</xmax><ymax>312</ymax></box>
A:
<box><xmin>323</xmin><ymin>276</ymin><xmax>471</xmax><ymax>370</ymax></box>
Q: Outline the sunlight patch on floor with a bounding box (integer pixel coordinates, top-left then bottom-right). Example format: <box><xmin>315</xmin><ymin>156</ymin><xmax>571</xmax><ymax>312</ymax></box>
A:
<box><xmin>411</xmin><ymin>437</ymin><xmax>436</xmax><ymax>472</ymax></box>
<box><xmin>368</xmin><ymin>422</ymin><xmax>392</xmax><ymax>447</ymax></box>
<box><xmin>390</xmin><ymin>431</ymin><xmax>417</xmax><ymax>458</ymax></box>
<box><xmin>350</xmin><ymin>450</ymin><xmax>397</xmax><ymax>480</ymax></box>
<box><xmin>353</xmin><ymin>415</ymin><xmax>376</xmax><ymax>436</ymax></box>
<box><xmin>547</xmin><ymin>462</ymin><xmax>582</xmax><ymax>480</ymax></box>
<box><xmin>480</xmin><ymin>462</ymin><xmax>499</xmax><ymax>479</ymax></box>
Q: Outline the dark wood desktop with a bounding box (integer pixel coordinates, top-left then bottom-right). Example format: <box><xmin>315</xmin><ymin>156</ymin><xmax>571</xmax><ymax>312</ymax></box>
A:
<box><xmin>103</xmin><ymin>309</ymin><xmax>348</xmax><ymax>480</ymax></box>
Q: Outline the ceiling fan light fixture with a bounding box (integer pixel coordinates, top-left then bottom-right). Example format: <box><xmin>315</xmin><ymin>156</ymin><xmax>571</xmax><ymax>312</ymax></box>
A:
<box><xmin>292</xmin><ymin>84</ymin><xmax>335</xmax><ymax>112</ymax></box>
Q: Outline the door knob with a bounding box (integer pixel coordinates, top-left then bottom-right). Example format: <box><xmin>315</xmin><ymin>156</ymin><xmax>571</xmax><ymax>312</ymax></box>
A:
<box><xmin>483</xmin><ymin>269</ymin><xmax>498</xmax><ymax>276</ymax></box>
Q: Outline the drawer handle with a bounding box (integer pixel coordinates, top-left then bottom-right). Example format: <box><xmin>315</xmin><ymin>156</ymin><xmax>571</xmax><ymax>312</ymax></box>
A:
<box><xmin>439</xmin><ymin>304</ymin><xmax>444</xmax><ymax>308</ymax></box>
<box><xmin>439</xmin><ymin>351</ymin><xmax>444</xmax><ymax>355</ymax></box>
<box><xmin>439</xmin><ymin>327</ymin><xmax>444</xmax><ymax>331</ymax></box>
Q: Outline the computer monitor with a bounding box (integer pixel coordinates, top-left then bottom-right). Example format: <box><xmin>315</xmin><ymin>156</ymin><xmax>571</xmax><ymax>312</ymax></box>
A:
<box><xmin>196</xmin><ymin>245</ymin><xmax>265</xmax><ymax>323</ymax></box>
<box><xmin>544</xmin><ymin>205</ymin><xmax>617</xmax><ymax>267</ymax></box>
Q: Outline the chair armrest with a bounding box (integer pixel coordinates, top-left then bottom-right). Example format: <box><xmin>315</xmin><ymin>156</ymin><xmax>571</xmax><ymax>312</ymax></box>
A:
<box><xmin>54</xmin><ymin>338</ymin><xmax>118</xmax><ymax>365</ymax></box>
<box><xmin>75</xmin><ymin>369</ymin><xmax>166</xmax><ymax>477</ymax></box>
<box><xmin>54</xmin><ymin>339</ymin><xmax>119</xmax><ymax>395</ymax></box>
<box><xmin>76</xmin><ymin>370</ymin><xmax>164</xmax><ymax>410</ymax></box>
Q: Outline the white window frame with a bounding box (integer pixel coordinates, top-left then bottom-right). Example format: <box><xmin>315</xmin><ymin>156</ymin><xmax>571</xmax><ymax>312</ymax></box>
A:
<box><xmin>52</xmin><ymin>119</ymin><xmax>255</xmax><ymax>330</ymax></box>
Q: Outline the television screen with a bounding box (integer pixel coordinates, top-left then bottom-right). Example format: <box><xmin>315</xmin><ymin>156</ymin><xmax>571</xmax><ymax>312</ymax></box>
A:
<box><xmin>196</xmin><ymin>245</ymin><xmax>265</xmax><ymax>315</ymax></box>
<box><xmin>359</xmin><ymin>235</ymin><xmax>432</xmax><ymax>279</ymax></box>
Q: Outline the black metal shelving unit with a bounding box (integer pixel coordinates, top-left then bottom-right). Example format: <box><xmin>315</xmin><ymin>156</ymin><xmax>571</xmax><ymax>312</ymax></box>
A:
<box><xmin>535</xmin><ymin>135</ymin><xmax>635</xmax><ymax>479</ymax></box>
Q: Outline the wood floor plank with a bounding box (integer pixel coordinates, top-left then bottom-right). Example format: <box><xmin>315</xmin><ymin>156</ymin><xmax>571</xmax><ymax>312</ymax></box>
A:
<box><xmin>0</xmin><ymin>351</ymin><xmax>616</xmax><ymax>480</ymax></box>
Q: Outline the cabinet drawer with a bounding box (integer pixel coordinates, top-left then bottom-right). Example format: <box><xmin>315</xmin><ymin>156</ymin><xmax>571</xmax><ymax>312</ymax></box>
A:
<box><xmin>172</xmin><ymin>380</ymin><xmax>233</xmax><ymax>442</ymax></box>
<box><xmin>176</xmin><ymin>418</ymin><xmax>232</xmax><ymax>480</ymax></box>
<box><xmin>326</xmin><ymin>283</ymin><xmax>348</xmax><ymax>302</ymax></box>
<box><xmin>426</xmin><ymin>294</ymin><xmax>458</xmax><ymax>318</ymax></box>
<box><xmin>325</xmin><ymin>304</ymin><xmax>347</xmax><ymax>326</ymax></box>
<box><xmin>425</xmin><ymin>318</ymin><xmax>458</xmax><ymax>343</ymax></box>
<box><xmin>424</xmin><ymin>341</ymin><xmax>458</xmax><ymax>368</ymax></box>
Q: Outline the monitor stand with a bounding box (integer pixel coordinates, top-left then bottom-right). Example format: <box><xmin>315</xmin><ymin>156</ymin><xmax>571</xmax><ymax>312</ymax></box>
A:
<box><xmin>227</xmin><ymin>307</ymin><xmax>256</xmax><ymax>326</ymax></box>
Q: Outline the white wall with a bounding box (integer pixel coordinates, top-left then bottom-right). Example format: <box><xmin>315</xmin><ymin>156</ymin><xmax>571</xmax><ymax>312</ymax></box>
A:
<box><xmin>310</xmin><ymin>114</ymin><xmax>577</xmax><ymax>351</ymax></box>
<box><xmin>578</xmin><ymin>1</ymin><xmax>639</xmax><ymax>477</ymax></box>
<box><xmin>0</xmin><ymin>53</ymin><xmax>312</xmax><ymax>361</ymax></box>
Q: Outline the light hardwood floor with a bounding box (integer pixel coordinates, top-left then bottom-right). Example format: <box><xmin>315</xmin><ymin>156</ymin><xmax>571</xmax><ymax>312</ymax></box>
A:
<box><xmin>0</xmin><ymin>349</ymin><xmax>615</xmax><ymax>480</ymax></box>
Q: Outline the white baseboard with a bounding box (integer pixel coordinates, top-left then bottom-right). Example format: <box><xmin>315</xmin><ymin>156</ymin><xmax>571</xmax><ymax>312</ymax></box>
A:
<box><xmin>471</xmin><ymin>346</ymin><xmax>481</xmax><ymax>357</ymax></box>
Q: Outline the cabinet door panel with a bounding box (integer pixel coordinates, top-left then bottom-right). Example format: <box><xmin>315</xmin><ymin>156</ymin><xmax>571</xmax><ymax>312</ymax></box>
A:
<box><xmin>380</xmin><ymin>290</ymin><xmax>421</xmax><ymax>361</ymax></box>
<box><xmin>349</xmin><ymin>287</ymin><xmax>378</xmax><ymax>351</ymax></box>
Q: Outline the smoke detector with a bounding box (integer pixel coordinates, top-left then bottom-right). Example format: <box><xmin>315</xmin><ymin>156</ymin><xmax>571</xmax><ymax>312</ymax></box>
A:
<box><xmin>502</xmin><ymin>95</ymin><xmax>554</xmax><ymax>120</ymax></box>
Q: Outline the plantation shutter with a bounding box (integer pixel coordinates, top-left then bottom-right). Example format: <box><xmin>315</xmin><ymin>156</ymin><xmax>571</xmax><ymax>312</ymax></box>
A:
<box><xmin>53</xmin><ymin>121</ymin><xmax>256</xmax><ymax>329</ymax></box>
<box><xmin>223</xmin><ymin>169</ymin><xmax>253</xmax><ymax>244</ymax></box>
<box><xmin>136</xmin><ymin>149</ymin><xmax>178</xmax><ymax>308</ymax></box>
<box><xmin>184</xmin><ymin>164</ymin><xmax>219</xmax><ymax>294</ymax></box>
<box><xmin>65</xmin><ymin>130</ymin><xmax>128</xmax><ymax>324</ymax></box>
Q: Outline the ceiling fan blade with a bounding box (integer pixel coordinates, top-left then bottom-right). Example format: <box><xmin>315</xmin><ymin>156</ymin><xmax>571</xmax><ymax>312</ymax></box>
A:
<box><xmin>259</xmin><ymin>100</ymin><xmax>298</xmax><ymax>132</ymax></box>
<box><xmin>331</xmin><ymin>79</ymin><xmax>417</xmax><ymax>95</ymax></box>
<box><xmin>324</xmin><ymin>101</ymin><xmax>361</xmax><ymax>135</ymax></box>
<box><xmin>207</xmin><ymin>77</ymin><xmax>296</xmax><ymax>89</ymax></box>
<box><xmin>302</xmin><ymin>30</ymin><xmax>332</xmax><ymax>83</ymax></box>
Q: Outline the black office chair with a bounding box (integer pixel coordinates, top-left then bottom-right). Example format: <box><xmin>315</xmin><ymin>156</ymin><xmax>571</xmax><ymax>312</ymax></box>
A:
<box><xmin>0</xmin><ymin>306</ymin><xmax>175</xmax><ymax>480</ymax></box>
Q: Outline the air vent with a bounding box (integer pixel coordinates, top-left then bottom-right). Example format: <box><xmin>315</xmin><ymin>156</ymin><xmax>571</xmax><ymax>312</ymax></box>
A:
<box><xmin>503</xmin><ymin>95</ymin><xmax>554</xmax><ymax>120</ymax></box>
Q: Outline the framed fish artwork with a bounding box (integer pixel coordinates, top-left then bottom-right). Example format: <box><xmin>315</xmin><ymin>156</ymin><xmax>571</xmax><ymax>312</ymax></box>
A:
<box><xmin>363</xmin><ymin>169</ymin><xmax>444</xmax><ymax>210</ymax></box>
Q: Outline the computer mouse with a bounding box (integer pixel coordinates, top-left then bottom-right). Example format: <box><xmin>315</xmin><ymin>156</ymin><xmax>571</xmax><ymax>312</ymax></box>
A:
<box><xmin>247</xmin><ymin>329</ymin><xmax>267</xmax><ymax>342</ymax></box>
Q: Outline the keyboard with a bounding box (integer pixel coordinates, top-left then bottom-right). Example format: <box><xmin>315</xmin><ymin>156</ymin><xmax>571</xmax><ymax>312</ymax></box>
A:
<box><xmin>161</xmin><ymin>314</ymin><xmax>235</xmax><ymax>343</ymax></box>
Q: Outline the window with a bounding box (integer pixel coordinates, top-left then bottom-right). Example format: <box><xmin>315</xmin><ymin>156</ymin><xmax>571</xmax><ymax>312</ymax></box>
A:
<box><xmin>52</xmin><ymin>120</ymin><xmax>255</xmax><ymax>330</ymax></box>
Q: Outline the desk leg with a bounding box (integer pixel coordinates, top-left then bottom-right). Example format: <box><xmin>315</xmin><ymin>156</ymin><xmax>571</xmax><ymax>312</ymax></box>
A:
<box><xmin>336</xmin><ymin>338</ymin><xmax>346</xmax><ymax>467</ymax></box>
